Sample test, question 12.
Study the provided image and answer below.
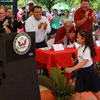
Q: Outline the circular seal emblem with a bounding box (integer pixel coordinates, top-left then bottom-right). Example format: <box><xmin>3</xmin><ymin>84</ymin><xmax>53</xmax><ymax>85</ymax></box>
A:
<box><xmin>13</xmin><ymin>32</ymin><xmax>31</xmax><ymax>55</ymax></box>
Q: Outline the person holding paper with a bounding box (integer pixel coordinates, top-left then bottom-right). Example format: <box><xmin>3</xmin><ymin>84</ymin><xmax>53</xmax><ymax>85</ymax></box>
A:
<box><xmin>54</xmin><ymin>19</ymin><xmax>76</xmax><ymax>44</ymax></box>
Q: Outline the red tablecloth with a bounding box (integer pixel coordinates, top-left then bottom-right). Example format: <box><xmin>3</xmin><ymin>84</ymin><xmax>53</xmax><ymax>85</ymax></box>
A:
<box><xmin>36</xmin><ymin>48</ymin><xmax>77</xmax><ymax>73</ymax></box>
<box><xmin>93</xmin><ymin>47</ymin><xmax>100</xmax><ymax>62</ymax></box>
<box><xmin>36</xmin><ymin>47</ymin><xmax>100</xmax><ymax>82</ymax></box>
<box><xmin>36</xmin><ymin>47</ymin><xmax>100</xmax><ymax>74</ymax></box>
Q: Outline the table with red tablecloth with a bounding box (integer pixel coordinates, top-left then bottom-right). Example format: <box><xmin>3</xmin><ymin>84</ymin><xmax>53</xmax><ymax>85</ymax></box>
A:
<box><xmin>93</xmin><ymin>47</ymin><xmax>100</xmax><ymax>62</ymax></box>
<box><xmin>36</xmin><ymin>47</ymin><xmax>100</xmax><ymax>81</ymax></box>
<box><xmin>36</xmin><ymin>46</ymin><xmax>100</xmax><ymax>71</ymax></box>
<box><xmin>36</xmin><ymin>47</ymin><xmax>78</xmax><ymax>81</ymax></box>
<box><xmin>36</xmin><ymin>48</ymin><xmax>77</xmax><ymax>72</ymax></box>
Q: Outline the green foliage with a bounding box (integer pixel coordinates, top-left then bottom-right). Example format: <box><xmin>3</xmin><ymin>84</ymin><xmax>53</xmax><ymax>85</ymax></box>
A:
<box><xmin>39</xmin><ymin>75</ymin><xmax>58</xmax><ymax>91</ymax></box>
<box><xmin>89</xmin><ymin>0</ymin><xmax>100</xmax><ymax>11</ymax></box>
<box><xmin>18</xmin><ymin>0</ymin><xmax>25</xmax><ymax>7</ymax></box>
<box><xmin>51</xmin><ymin>67</ymin><xmax>67</xmax><ymax>90</ymax></box>
<box><xmin>39</xmin><ymin>67</ymin><xmax>75</xmax><ymax>100</ymax></box>
<box><xmin>16</xmin><ymin>0</ymin><xmax>100</xmax><ymax>11</ymax></box>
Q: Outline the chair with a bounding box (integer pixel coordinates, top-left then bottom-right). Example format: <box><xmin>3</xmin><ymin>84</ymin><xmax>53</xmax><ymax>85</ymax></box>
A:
<box><xmin>94</xmin><ymin>62</ymin><xmax>100</xmax><ymax>71</ymax></box>
<box><xmin>47</xmin><ymin>38</ymin><xmax>55</xmax><ymax>47</ymax></box>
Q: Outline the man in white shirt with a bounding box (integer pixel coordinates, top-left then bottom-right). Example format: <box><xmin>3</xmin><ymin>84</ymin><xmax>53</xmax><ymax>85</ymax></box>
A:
<box><xmin>25</xmin><ymin>6</ymin><xmax>51</xmax><ymax>48</ymax></box>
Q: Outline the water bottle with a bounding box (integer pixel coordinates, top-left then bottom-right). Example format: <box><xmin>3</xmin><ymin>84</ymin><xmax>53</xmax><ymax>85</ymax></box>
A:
<box><xmin>63</xmin><ymin>36</ymin><xmax>67</xmax><ymax>48</ymax></box>
<box><xmin>98</xmin><ymin>35</ymin><xmax>100</xmax><ymax>40</ymax></box>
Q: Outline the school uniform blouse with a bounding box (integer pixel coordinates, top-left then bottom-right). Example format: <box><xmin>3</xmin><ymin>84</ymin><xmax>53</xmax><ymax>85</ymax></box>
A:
<box><xmin>78</xmin><ymin>45</ymin><xmax>93</xmax><ymax>68</ymax></box>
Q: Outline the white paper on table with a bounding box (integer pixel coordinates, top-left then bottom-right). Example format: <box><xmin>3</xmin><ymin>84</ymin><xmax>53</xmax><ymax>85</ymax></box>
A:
<box><xmin>96</xmin><ymin>40</ymin><xmax>100</xmax><ymax>47</ymax></box>
<box><xmin>39</xmin><ymin>47</ymin><xmax>51</xmax><ymax>50</ymax></box>
<box><xmin>74</xmin><ymin>42</ymin><xmax>80</xmax><ymax>49</ymax></box>
<box><xmin>67</xmin><ymin>42</ymin><xmax>74</xmax><ymax>48</ymax></box>
<box><xmin>53</xmin><ymin>44</ymin><xmax>64</xmax><ymax>51</ymax></box>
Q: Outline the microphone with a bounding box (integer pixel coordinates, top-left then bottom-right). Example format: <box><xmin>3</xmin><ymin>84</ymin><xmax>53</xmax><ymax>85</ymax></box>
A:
<box><xmin>63</xmin><ymin>53</ymin><xmax>76</xmax><ymax>76</ymax></box>
<box><xmin>72</xmin><ymin>53</ymin><xmax>76</xmax><ymax>65</ymax></box>
<box><xmin>71</xmin><ymin>53</ymin><xmax>77</xmax><ymax>79</ymax></box>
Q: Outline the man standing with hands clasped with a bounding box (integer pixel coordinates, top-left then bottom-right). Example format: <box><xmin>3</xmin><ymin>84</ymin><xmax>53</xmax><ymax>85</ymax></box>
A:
<box><xmin>74</xmin><ymin>0</ymin><xmax>97</xmax><ymax>35</ymax></box>
<box><xmin>25</xmin><ymin>6</ymin><xmax>51</xmax><ymax>48</ymax></box>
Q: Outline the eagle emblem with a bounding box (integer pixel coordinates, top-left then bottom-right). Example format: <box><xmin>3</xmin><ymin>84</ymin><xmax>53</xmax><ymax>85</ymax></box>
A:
<box><xmin>13</xmin><ymin>32</ymin><xmax>31</xmax><ymax>55</ymax></box>
<box><xmin>18</xmin><ymin>38</ymin><xmax>27</xmax><ymax>48</ymax></box>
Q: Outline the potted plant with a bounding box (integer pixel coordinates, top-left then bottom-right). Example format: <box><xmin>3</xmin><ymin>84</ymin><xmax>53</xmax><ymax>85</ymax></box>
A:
<box><xmin>39</xmin><ymin>67</ymin><xmax>75</xmax><ymax>100</ymax></box>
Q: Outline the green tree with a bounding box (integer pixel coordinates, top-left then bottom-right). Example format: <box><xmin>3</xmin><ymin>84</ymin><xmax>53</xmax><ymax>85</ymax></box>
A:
<box><xmin>33</xmin><ymin>0</ymin><xmax>62</xmax><ymax>11</ymax></box>
<box><xmin>33</xmin><ymin>0</ymin><xmax>80</xmax><ymax>10</ymax></box>
<box><xmin>90</xmin><ymin>0</ymin><xmax>100</xmax><ymax>11</ymax></box>
<box><xmin>17</xmin><ymin>0</ymin><xmax>100</xmax><ymax>11</ymax></box>
<box><xmin>18</xmin><ymin>0</ymin><xmax>25</xmax><ymax>7</ymax></box>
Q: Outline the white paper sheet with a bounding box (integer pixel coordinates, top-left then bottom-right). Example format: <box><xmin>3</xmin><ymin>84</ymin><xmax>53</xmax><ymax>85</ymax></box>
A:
<box><xmin>96</xmin><ymin>40</ymin><xmax>100</xmax><ymax>47</ymax></box>
<box><xmin>53</xmin><ymin>44</ymin><xmax>64</xmax><ymax>51</ymax></box>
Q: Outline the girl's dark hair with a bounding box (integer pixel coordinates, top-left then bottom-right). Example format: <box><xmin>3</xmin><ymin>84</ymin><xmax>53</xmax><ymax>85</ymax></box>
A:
<box><xmin>78</xmin><ymin>30</ymin><xmax>96</xmax><ymax>58</ymax></box>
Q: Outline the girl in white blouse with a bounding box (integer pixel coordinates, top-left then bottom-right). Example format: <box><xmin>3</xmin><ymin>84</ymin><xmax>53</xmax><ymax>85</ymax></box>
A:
<box><xmin>65</xmin><ymin>30</ymin><xmax>100</xmax><ymax>100</ymax></box>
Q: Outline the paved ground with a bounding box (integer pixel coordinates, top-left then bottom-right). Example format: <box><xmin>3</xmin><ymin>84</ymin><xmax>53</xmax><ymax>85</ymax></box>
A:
<box><xmin>40</xmin><ymin>62</ymin><xmax>100</xmax><ymax>100</ymax></box>
<box><xmin>40</xmin><ymin>89</ymin><xmax>97</xmax><ymax>100</ymax></box>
